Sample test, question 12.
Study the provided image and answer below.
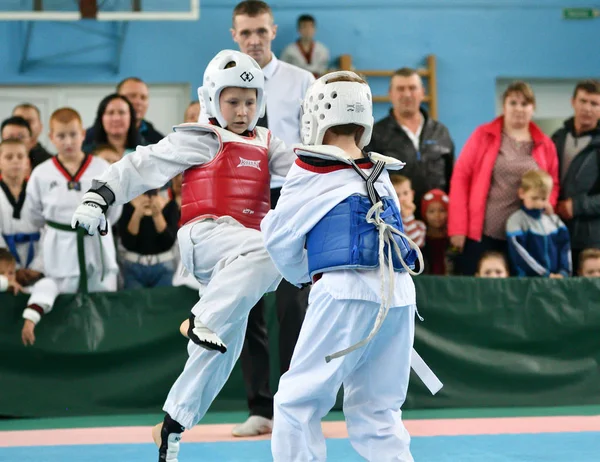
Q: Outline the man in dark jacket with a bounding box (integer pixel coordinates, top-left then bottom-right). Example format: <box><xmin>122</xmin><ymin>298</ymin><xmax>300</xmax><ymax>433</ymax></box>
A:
<box><xmin>366</xmin><ymin>67</ymin><xmax>454</xmax><ymax>216</ymax></box>
<box><xmin>84</xmin><ymin>77</ymin><xmax>164</xmax><ymax>147</ymax></box>
<box><xmin>553</xmin><ymin>79</ymin><xmax>600</xmax><ymax>268</ymax></box>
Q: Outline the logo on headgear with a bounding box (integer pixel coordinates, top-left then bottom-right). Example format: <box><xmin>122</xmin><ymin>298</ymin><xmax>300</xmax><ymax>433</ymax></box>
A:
<box><xmin>240</xmin><ymin>71</ymin><xmax>254</xmax><ymax>82</ymax></box>
<box><xmin>346</xmin><ymin>103</ymin><xmax>365</xmax><ymax>113</ymax></box>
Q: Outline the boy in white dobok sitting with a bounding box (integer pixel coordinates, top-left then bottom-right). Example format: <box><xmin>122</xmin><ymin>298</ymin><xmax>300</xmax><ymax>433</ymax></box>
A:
<box><xmin>262</xmin><ymin>71</ymin><xmax>442</xmax><ymax>462</ymax></box>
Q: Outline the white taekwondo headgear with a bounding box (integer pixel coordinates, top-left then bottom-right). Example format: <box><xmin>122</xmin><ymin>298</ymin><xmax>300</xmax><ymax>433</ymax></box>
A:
<box><xmin>198</xmin><ymin>49</ymin><xmax>266</xmax><ymax>131</ymax></box>
<box><xmin>301</xmin><ymin>71</ymin><xmax>373</xmax><ymax>148</ymax></box>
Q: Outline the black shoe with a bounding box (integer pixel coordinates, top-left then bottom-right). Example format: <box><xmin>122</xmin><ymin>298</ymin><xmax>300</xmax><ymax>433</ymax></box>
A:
<box><xmin>157</xmin><ymin>414</ymin><xmax>184</xmax><ymax>462</ymax></box>
<box><xmin>187</xmin><ymin>314</ymin><xmax>227</xmax><ymax>353</ymax></box>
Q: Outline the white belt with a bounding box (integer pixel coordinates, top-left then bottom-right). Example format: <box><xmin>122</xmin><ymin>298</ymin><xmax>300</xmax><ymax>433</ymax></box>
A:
<box><xmin>123</xmin><ymin>249</ymin><xmax>175</xmax><ymax>266</ymax></box>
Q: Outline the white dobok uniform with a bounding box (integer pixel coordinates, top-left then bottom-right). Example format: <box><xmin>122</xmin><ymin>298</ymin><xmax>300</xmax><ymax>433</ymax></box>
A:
<box><xmin>89</xmin><ymin>123</ymin><xmax>294</xmax><ymax>429</ymax></box>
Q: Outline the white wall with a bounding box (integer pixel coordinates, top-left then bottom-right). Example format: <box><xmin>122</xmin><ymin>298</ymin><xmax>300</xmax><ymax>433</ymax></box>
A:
<box><xmin>0</xmin><ymin>83</ymin><xmax>191</xmax><ymax>152</ymax></box>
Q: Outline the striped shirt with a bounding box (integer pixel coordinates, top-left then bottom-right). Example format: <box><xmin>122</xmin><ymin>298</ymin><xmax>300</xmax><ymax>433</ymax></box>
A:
<box><xmin>402</xmin><ymin>214</ymin><xmax>426</xmax><ymax>248</ymax></box>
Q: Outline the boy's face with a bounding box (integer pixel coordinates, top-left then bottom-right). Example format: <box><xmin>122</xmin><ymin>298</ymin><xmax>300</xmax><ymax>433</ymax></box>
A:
<box><xmin>0</xmin><ymin>260</ymin><xmax>16</xmax><ymax>284</ymax></box>
<box><xmin>49</xmin><ymin>120</ymin><xmax>85</xmax><ymax>158</ymax></box>
<box><xmin>424</xmin><ymin>202</ymin><xmax>447</xmax><ymax>230</ymax></box>
<box><xmin>298</xmin><ymin>20</ymin><xmax>315</xmax><ymax>41</ymax></box>
<box><xmin>1</xmin><ymin>124</ymin><xmax>33</xmax><ymax>151</ymax></box>
<box><xmin>95</xmin><ymin>149</ymin><xmax>121</xmax><ymax>164</ymax></box>
<box><xmin>0</xmin><ymin>144</ymin><xmax>29</xmax><ymax>179</ymax></box>
<box><xmin>519</xmin><ymin>187</ymin><xmax>549</xmax><ymax>211</ymax></box>
<box><xmin>477</xmin><ymin>257</ymin><xmax>509</xmax><ymax>278</ymax></box>
<box><xmin>580</xmin><ymin>257</ymin><xmax>600</xmax><ymax>277</ymax></box>
<box><xmin>219</xmin><ymin>87</ymin><xmax>258</xmax><ymax>135</ymax></box>
<box><xmin>393</xmin><ymin>181</ymin><xmax>414</xmax><ymax>207</ymax></box>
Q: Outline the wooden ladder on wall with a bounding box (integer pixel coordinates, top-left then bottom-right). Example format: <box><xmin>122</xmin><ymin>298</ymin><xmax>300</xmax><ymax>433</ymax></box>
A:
<box><xmin>338</xmin><ymin>54</ymin><xmax>438</xmax><ymax>119</ymax></box>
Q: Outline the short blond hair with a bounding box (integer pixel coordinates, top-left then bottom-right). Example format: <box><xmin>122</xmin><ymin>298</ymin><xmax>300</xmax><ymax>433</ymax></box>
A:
<box><xmin>390</xmin><ymin>174</ymin><xmax>410</xmax><ymax>187</ymax></box>
<box><xmin>520</xmin><ymin>169</ymin><xmax>553</xmax><ymax>195</ymax></box>
<box><xmin>579</xmin><ymin>248</ymin><xmax>600</xmax><ymax>272</ymax></box>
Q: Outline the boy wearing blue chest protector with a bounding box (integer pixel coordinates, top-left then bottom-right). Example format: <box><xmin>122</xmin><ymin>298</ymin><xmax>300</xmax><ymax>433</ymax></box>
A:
<box><xmin>262</xmin><ymin>71</ymin><xmax>443</xmax><ymax>462</ymax></box>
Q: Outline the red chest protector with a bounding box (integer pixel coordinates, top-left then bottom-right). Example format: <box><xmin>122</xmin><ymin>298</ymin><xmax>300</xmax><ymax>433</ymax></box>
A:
<box><xmin>179</xmin><ymin>124</ymin><xmax>271</xmax><ymax>230</ymax></box>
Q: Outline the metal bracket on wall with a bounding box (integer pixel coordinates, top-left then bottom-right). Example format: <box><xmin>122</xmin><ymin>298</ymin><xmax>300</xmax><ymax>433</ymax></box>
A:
<box><xmin>19</xmin><ymin>20</ymin><xmax>129</xmax><ymax>74</ymax></box>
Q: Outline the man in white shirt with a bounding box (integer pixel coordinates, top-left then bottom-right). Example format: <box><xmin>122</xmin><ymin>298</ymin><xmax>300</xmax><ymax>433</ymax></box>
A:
<box><xmin>280</xmin><ymin>14</ymin><xmax>330</xmax><ymax>78</ymax></box>
<box><xmin>230</xmin><ymin>0</ymin><xmax>315</xmax><ymax>437</ymax></box>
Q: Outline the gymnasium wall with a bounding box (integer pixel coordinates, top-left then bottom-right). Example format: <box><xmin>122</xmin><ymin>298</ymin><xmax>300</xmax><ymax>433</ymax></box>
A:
<box><xmin>0</xmin><ymin>0</ymin><xmax>599</xmax><ymax>151</ymax></box>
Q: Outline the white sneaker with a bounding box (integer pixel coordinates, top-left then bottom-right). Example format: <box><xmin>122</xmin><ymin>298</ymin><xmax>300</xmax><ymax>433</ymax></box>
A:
<box><xmin>231</xmin><ymin>415</ymin><xmax>273</xmax><ymax>437</ymax></box>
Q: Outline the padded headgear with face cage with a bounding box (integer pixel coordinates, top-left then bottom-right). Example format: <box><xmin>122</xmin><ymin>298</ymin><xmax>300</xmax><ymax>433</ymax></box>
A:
<box><xmin>198</xmin><ymin>49</ymin><xmax>266</xmax><ymax>130</ymax></box>
<box><xmin>301</xmin><ymin>71</ymin><xmax>373</xmax><ymax>148</ymax></box>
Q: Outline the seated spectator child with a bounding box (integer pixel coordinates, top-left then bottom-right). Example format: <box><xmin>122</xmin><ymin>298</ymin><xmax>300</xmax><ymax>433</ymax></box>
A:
<box><xmin>91</xmin><ymin>144</ymin><xmax>121</xmax><ymax>164</ymax></box>
<box><xmin>421</xmin><ymin>189</ymin><xmax>451</xmax><ymax>274</ymax></box>
<box><xmin>118</xmin><ymin>189</ymin><xmax>180</xmax><ymax>289</ymax></box>
<box><xmin>0</xmin><ymin>248</ymin><xmax>22</xmax><ymax>294</ymax></box>
<box><xmin>475</xmin><ymin>251</ymin><xmax>510</xmax><ymax>278</ymax></box>
<box><xmin>506</xmin><ymin>170</ymin><xmax>571</xmax><ymax>278</ymax></box>
<box><xmin>391</xmin><ymin>175</ymin><xmax>426</xmax><ymax>248</ymax></box>
<box><xmin>578</xmin><ymin>248</ymin><xmax>600</xmax><ymax>277</ymax></box>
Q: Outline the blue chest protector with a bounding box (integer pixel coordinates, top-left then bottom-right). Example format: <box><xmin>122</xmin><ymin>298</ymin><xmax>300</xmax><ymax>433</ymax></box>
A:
<box><xmin>306</xmin><ymin>194</ymin><xmax>417</xmax><ymax>279</ymax></box>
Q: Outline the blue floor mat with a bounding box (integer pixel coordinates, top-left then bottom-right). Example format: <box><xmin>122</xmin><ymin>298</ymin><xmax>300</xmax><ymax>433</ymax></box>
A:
<box><xmin>2</xmin><ymin>432</ymin><xmax>599</xmax><ymax>462</ymax></box>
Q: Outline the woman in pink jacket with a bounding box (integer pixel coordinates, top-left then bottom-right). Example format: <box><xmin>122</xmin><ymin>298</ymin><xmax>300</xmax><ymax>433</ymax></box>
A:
<box><xmin>448</xmin><ymin>81</ymin><xmax>559</xmax><ymax>275</ymax></box>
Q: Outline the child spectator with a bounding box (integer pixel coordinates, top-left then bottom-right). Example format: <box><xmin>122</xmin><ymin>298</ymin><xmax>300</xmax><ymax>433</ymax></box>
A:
<box><xmin>0</xmin><ymin>248</ymin><xmax>22</xmax><ymax>294</ymax></box>
<box><xmin>578</xmin><ymin>248</ymin><xmax>600</xmax><ymax>277</ymax></box>
<box><xmin>0</xmin><ymin>139</ymin><xmax>44</xmax><ymax>286</ymax></box>
<box><xmin>506</xmin><ymin>170</ymin><xmax>571</xmax><ymax>278</ymax></box>
<box><xmin>391</xmin><ymin>175</ymin><xmax>426</xmax><ymax>248</ymax></box>
<box><xmin>20</xmin><ymin>108</ymin><xmax>121</xmax><ymax>346</ymax></box>
<box><xmin>421</xmin><ymin>189</ymin><xmax>451</xmax><ymax>274</ymax></box>
<box><xmin>91</xmin><ymin>144</ymin><xmax>121</xmax><ymax>164</ymax></box>
<box><xmin>475</xmin><ymin>251</ymin><xmax>510</xmax><ymax>278</ymax></box>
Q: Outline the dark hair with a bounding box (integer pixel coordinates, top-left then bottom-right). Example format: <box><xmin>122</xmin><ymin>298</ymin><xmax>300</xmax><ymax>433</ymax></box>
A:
<box><xmin>0</xmin><ymin>248</ymin><xmax>16</xmax><ymax>265</ymax></box>
<box><xmin>116</xmin><ymin>77</ymin><xmax>146</xmax><ymax>93</ymax></box>
<box><xmin>13</xmin><ymin>103</ymin><xmax>41</xmax><ymax>119</ymax></box>
<box><xmin>232</xmin><ymin>0</ymin><xmax>273</xmax><ymax>25</ymax></box>
<box><xmin>297</xmin><ymin>14</ymin><xmax>315</xmax><ymax>27</ymax></box>
<box><xmin>91</xmin><ymin>94</ymin><xmax>140</xmax><ymax>149</ymax></box>
<box><xmin>1</xmin><ymin>116</ymin><xmax>32</xmax><ymax>137</ymax></box>
<box><xmin>502</xmin><ymin>81</ymin><xmax>536</xmax><ymax>106</ymax></box>
<box><xmin>573</xmin><ymin>79</ymin><xmax>600</xmax><ymax>99</ymax></box>
<box><xmin>392</xmin><ymin>67</ymin><xmax>419</xmax><ymax>79</ymax></box>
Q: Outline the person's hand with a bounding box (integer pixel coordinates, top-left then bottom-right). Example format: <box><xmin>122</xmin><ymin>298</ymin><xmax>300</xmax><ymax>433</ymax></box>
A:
<box><xmin>21</xmin><ymin>320</ymin><xmax>36</xmax><ymax>346</ymax></box>
<box><xmin>400</xmin><ymin>201</ymin><xmax>416</xmax><ymax>219</ymax></box>
<box><xmin>8</xmin><ymin>279</ymin><xmax>24</xmax><ymax>295</ymax></box>
<box><xmin>549</xmin><ymin>273</ymin><xmax>564</xmax><ymax>279</ymax></box>
<box><xmin>450</xmin><ymin>235</ymin><xmax>466</xmax><ymax>252</ymax></box>
<box><xmin>131</xmin><ymin>194</ymin><xmax>151</xmax><ymax>211</ymax></box>
<box><xmin>556</xmin><ymin>199</ymin><xmax>573</xmax><ymax>220</ymax></box>
<box><xmin>71</xmin><ymin>191</ymin><xmax>108</xmax><ymax>236</ymax></box>
<box><xmin>16</xmin><ymin>269</ymin><xmax>43</xmax><ymax>286</ymax></box>
<box><xmin>150</xmin><ymin>195</ymin><xmax>166</xmax><ymax>217</ymax></box>
<box><xmin>544</xmin><ymin>202</ymin><xmax>554</xmax><ymax>215</ymax></box>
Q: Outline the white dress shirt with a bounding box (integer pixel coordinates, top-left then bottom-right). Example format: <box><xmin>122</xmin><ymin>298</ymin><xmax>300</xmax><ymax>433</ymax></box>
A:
<box><xmin>262</xmin><ymin>54</ymin><xmax>315</xmax><ymax>187</ymax></box>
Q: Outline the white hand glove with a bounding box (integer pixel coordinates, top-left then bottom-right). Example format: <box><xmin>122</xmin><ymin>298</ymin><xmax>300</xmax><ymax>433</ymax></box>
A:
<box><xmin>71</xmin><ymin>191</ymin><xmax>108</xmax><ymax>236</ymax></box>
